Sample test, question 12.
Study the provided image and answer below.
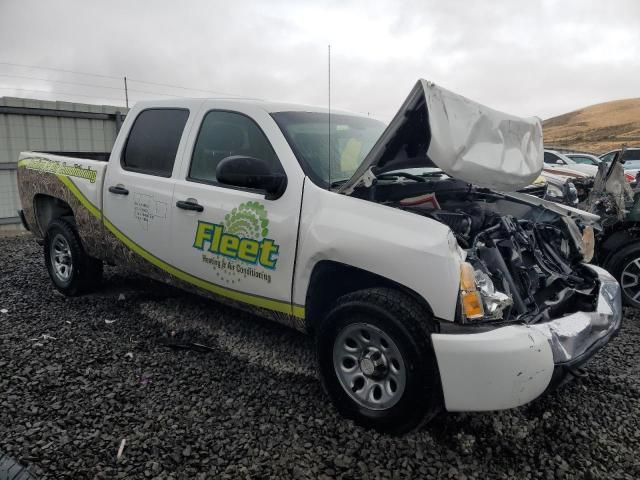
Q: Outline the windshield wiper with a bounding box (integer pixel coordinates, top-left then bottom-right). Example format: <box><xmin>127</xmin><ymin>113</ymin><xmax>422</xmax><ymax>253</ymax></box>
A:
<box><xmin>330</xmin><ymin>179</ymin><xmax>350</xmax><ymax>188</ymax></box>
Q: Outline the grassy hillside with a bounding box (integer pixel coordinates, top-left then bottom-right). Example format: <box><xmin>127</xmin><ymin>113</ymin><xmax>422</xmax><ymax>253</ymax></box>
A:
<box><xmin>543</xmin><ymin>98</ymin><xmax>640</xmax><ymax>154</ymax></box>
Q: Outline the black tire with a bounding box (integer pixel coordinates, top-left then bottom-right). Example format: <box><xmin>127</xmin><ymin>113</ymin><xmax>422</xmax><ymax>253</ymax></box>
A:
<box><xmin>0</xmin><ymin>452</ymin><xmax>38</xmax><ymax>480</ymax></box>
<box><xmin>316</xmin><ymin>288</ymin><xmax>443</xmax><ymax>434</ymax></box>
<box><xmin>606</xmin><ymin>242</ymin><xmax>640</xmax><ymax>308</ymax></box>
<box><xmin>44</xmin><ymin>218</ymin><xmax>103</xmax><ymax>296</ymax></box>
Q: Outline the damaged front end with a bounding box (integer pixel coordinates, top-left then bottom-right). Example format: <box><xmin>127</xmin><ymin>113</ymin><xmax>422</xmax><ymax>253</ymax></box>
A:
<box><xmin>342</xmin><ymin>79</ymin><xmax>603</xmax><ymax>327</ymax></box>
<box><xmin>390</xmin><ymin>185</ymin><xmax>598</xmax><ymax>325</ymax></box>
<box><xmin>341</xmin><ymin>80</ymin><xmax>621</xmax><ymax>377</ymax></box>
<box><xmin>338</xmin><ymin>79</ymin><xmax>621</xmax><ymax>410</ymax></box>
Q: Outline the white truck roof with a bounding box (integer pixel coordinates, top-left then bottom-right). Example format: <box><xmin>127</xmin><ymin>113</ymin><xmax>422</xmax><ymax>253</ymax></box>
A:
<box><xmin>132</xmin><ymin>97</ymin><xmax>367</xmax><ymax>117</ymax></box>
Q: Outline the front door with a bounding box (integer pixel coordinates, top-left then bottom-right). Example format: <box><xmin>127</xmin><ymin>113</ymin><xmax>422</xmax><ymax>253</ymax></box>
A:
<box><xmin>170</xmin><ymin>108</ymin><xmax>304</xmax><ymax>319</ymax></box>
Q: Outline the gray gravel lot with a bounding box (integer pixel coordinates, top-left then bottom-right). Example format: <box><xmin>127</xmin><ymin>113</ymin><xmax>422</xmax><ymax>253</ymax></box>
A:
<box><xmin>1</xmin><ymin>234</ymin><xmax>639</xmax><ymax>479</ymax></box>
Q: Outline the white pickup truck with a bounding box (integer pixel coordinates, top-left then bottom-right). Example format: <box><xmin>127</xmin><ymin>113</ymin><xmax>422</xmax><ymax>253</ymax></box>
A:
<box><xmin>17</xmin><ymin>80</ymin><xmax>621</xmax><ymax>433</ymax></box>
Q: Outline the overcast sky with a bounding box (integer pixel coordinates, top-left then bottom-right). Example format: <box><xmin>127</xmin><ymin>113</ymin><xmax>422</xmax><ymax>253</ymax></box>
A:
<box><xmin>0</xmin><ymin>0</ymin><xmax>638</xmax><ymax>121</ymax></box>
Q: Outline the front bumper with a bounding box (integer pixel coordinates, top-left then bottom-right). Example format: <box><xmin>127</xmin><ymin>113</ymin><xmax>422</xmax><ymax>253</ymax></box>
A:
<box><xmin>431</xmin><ymin>264</ymin><xmax>622</xmax><ymax>412</ymax></box>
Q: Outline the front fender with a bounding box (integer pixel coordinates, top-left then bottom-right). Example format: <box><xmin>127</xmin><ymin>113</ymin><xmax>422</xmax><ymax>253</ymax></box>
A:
<box><xmin>293</xmin><ymin>180</ymin><xmax>462</xmax><ymax>321</ymax></box>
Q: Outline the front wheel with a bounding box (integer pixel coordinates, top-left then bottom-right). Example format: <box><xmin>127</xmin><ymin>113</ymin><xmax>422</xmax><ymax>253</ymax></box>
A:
<box><xmin>316</xmin><ymin>288</ymin><xmax>442</xmax><ymax>434</ymax></box>
<box><xmin>44</xmin><ymin>218</ymin><xmax>103</xmax><ymax>296</ymax></box>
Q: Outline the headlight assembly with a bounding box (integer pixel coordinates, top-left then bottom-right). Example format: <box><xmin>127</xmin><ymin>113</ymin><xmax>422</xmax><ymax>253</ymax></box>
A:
<box><xmin>561</xmin><ymin>217</ymin><xmax>594</xmax><ymax>262</ymax></box>
<box><xmin>582</xmin><ymin>225</ymin><xmax>595</xmax><ymax>263</ymax></box>
<box><xmin>474</xmin><ymin>269</ymin><xmax>513</xmax><ymax>318</ymax></box>
<box><xmin>459</xmin><ymin>262</ymin><xmax>513</xmax><ymax>322</ymax></box>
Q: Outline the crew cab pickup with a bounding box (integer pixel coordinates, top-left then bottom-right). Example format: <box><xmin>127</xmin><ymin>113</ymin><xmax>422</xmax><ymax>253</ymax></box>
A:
<box><xmin>17</xmin><ymin>80</ymin><xmax>621</xmax><ymax>433</ymax></box>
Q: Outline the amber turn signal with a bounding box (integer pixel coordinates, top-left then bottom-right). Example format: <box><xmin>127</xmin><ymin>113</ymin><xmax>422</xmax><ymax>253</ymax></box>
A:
<box><xmin>459</xmin><ymin>262</ymin><xmax>484</xmax><ymax>319</ymax></box>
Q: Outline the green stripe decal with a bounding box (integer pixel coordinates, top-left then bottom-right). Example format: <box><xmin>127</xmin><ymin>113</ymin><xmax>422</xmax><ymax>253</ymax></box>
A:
<box><xmin>56</xmin><ymin>175</ymin><xmax>304</xmax><ymax>319</ymax></box>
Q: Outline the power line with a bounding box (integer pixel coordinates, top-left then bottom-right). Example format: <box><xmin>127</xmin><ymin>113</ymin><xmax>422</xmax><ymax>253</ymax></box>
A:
<box><xmin>0</xmin><ymin>73</ymin><xmax>122</xmax><ymax>92</ymax></box>
<box><xmin>0</xmin><ymin>61</ymin><xmax>121</xmax><ymax>81</ymax></box>
<box><xmin>0</xmin><ymin>86</ymin><xmax>126</xmax><ymax>104</ymax></box>
<box><xmin>0</xmin><ymin>60</ymin><xmax>242</xmax><ymax>98</ymax></box>
<box><xmin>0</xmin><ymin>73</ymin><xmax>185</xmax><ymax>98</ymax></box>
<box><xmin>127</xmin><ymin>77</ymin><xmax>242</xmax><ymax>97</ymax></box>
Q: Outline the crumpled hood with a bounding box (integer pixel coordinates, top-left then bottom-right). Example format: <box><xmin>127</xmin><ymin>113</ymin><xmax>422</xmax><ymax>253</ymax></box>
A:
<box><xmin>340</xmin><ymin>80</ymin><xmax>544</xmax><ymax>193</ymax></box>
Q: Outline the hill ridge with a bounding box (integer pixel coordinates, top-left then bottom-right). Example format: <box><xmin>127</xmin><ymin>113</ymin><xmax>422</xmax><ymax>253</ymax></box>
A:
<box><xmin>543</xmin><ymin>98</ymin><xmax>640</xmax><ymax>153</ymax></box>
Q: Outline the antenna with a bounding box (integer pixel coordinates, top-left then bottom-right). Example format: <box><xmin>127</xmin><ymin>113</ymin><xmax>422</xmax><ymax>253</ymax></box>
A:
<box><xmin>328</xmin><ymin>44</ymin><xmax>331</xmax><ymax>189</ymax></box>
<box><xmin>123</xmin><ymin>76</ymin><xmax>129</xmax><ymax>108</ymax></box>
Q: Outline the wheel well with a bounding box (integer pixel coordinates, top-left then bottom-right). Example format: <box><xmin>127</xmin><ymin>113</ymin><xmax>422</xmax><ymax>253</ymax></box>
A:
<box><xmin>34</xmin><ymin>194</ymin><xmax>74</xmax><ymax>235</ymax></box>
<box><xmin>598</xmin><ymin>224</ymin><xmax>640</xmax><ymax>268</ymax></box>
<box><xmin>304</xmin><ymin>260</ymin><xmax>433</xmax><ymax>336</ymax></box>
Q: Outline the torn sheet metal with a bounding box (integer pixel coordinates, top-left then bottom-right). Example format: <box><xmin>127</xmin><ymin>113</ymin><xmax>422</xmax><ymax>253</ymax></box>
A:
<box><xmin>529</xmin><ymin>265</ymin><xmax>622</xmax><ymax>364</ymax></box>
<box><xmin>583</xmin><ymin>159</ymin><xmax>634</xmax><ymax>222</ymax></box>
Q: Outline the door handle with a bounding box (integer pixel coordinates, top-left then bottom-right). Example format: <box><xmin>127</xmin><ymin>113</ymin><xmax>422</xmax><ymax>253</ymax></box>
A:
<box><xmin>176</xmin><ymin>199</ymin><xmax>204</xmax><ymax>212</ymax></box>
<box><xmin>108</xmin><ymin>185</ymin><xmax>129</xmax><ymax>196</ymax></box>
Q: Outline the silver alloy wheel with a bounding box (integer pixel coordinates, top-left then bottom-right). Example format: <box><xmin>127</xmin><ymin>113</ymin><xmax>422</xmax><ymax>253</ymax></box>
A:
<box><xmin>620</xmin><ymin>256</ymin><xmax>640</xmax><ymax>303</ymax></box>
<box><xmin>333</xmin><ymin>322</ymin><xmax>406</xmax><ymax>410</ymax></box>
<box><xmin>50</xmin><ymin>233</ymin><xmax>73</xmax><ymax>283</ymax></box>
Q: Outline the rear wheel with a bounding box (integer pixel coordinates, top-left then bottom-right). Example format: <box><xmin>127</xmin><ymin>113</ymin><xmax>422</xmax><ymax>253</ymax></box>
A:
<box><xmin>607</xmin><ymin>243</ymin><xmax>640</xmax><ymax>308</ymax></box>
<box><xmin>316</xmin><ymin>288</ymin><xmax>442</xmax><ymax>434</ymax></box>
<box><xmin>44</xmin><ymin>218</ymin><xmax>103</xmax><ymax>296</ymax></box>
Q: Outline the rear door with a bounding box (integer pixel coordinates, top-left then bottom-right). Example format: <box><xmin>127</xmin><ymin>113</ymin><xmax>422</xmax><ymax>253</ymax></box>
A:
<box><xmin>170</xmin><ymin>103</ymin><xmax>305</xmax><ymax>317</ymax></box>
<box><xmin>103</xmin><ymin>106</ymin><xmax>193</xmax><ymax>263</ymax></box>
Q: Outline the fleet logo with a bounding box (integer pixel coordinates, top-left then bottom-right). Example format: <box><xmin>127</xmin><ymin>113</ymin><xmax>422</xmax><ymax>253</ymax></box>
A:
<box><xmin>193</xmin><ymin>201</ymin><xmax>279</xmax><ymax>270</ymax></box>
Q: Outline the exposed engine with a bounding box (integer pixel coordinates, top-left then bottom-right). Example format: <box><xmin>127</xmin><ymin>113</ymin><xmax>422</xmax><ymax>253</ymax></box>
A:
<box><xmin>354</xmin><ymin>177</ymin><xmax>598</xmax><ymax>324</ymax></box>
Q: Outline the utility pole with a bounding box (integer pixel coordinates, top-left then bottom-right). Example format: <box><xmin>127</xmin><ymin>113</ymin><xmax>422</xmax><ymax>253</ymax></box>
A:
<box><xmin>123</xmin><ymin>76</ymin><xmax>129</xmax><ymax>108</ymax></box>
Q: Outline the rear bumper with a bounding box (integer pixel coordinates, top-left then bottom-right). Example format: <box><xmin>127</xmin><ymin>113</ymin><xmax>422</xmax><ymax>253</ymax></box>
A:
<box><xmin>431</xmin><ymin>264</ymin><xmax>622</xmax><ymax>412</ymax></box>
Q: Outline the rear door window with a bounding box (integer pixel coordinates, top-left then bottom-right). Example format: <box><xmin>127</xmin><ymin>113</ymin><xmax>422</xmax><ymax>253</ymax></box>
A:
<box><xmin>122</xmin><ymin>109</ymin><xmax>189</xmax><ymax>177</ymax></box>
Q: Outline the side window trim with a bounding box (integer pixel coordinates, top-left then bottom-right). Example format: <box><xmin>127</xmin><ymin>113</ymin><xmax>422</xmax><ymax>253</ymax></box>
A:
<box><xmin>120</xmin><ymin>107</ymin><xmax>190</xmax><ymax>178</ymax></box>
<box><xmin>186</xmin><ymin>109</ymin><xmax>286</xmax><ymax>193</ymax></box>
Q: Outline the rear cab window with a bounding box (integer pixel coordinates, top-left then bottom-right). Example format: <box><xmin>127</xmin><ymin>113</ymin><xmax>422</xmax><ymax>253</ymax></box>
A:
<box><xmin>122</xmin><ymin>108</ymin><xmax>190</xmax><ymax>177</ymax></box>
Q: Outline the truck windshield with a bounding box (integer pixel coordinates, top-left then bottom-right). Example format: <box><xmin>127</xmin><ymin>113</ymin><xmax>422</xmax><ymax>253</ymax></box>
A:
<box><xmin>271</xmin><ymin>111</ymin><xmax>386</xmax><ymax>187</ymax></box>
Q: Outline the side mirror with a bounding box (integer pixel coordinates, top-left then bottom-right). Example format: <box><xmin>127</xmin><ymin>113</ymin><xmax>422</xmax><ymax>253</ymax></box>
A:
<box><xmin>216</xmin><ymin>156</ymin><xmax>287</xmax><ymax>199</ymax></box>
<box><xmin>555</xmin><ymin>159</ymin><xmax>564</xmax><ymax>165</ymax></box>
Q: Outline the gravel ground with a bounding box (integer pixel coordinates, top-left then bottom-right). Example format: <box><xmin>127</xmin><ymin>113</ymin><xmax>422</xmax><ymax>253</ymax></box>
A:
<box><xmin>1</xmin><ymin>234</ymin><xmax>639</xmax><ymax>480</ymax></box>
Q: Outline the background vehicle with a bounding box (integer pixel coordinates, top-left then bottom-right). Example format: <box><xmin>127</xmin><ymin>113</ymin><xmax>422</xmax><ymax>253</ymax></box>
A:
<box><xmin>600</xmin><ymin>147</ymin><xmax>640</xmax><ymax>164</ymax></box>
<box><xmin>600</xmin><ymin>148</ymin><xmax>640</xmax><ymax>183</ymax></box>
<box><xmin>16</xmin><ymin>81</ymin><xmax>621</xmax><ymax>433</ymax></box>
<box><xmin>566</xmin><ymin>153</ymin><xmax>601</xmax><ymax>166</ymax></box>
<box><xmin>543</xmin><ymin>149</ymin><xmax>598</xmax><ymax>176</ymax></box>
<box><xmin>542</xmin><ymin>152</ymin><xmax>640</xmax><ymax>307</ymax></box>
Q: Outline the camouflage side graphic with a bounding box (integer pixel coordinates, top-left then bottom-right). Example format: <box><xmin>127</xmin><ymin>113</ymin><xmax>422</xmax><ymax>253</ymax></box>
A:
<box><xmin>18</xmin><ymin>157</ymin><xmax>98</xmax><ymax>184</ymax></box>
